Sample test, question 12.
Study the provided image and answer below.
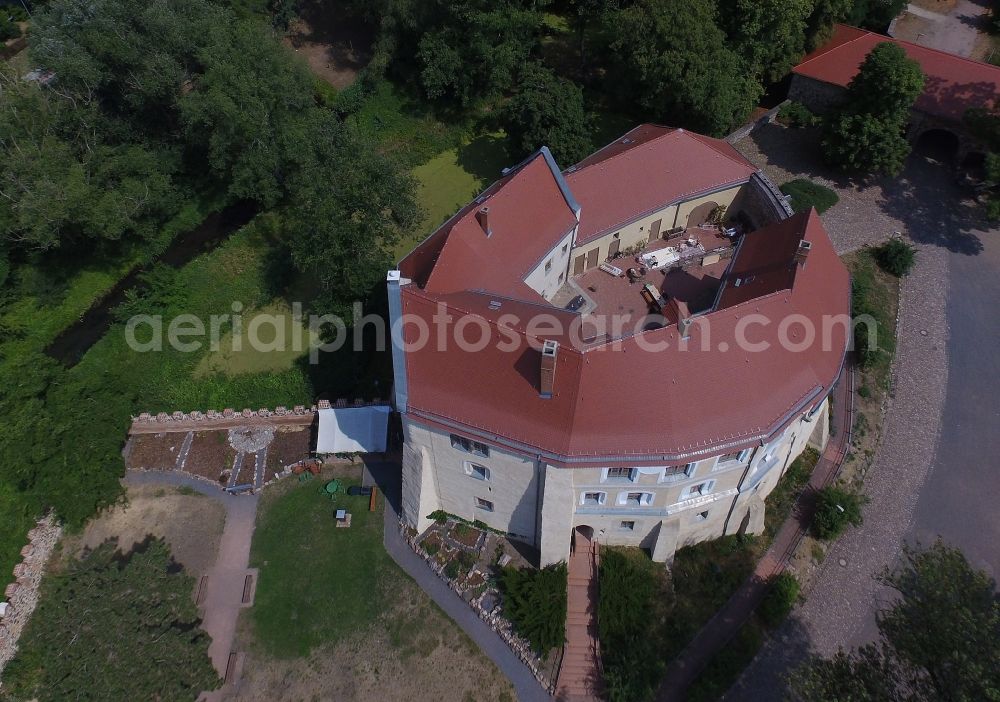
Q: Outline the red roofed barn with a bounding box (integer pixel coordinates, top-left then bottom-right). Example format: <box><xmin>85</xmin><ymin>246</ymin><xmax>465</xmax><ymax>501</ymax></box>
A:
<box><xmin>387</xmin><ymin>125</ymin><xmax>850</xmax><ymax>567</ymax></box>
<box><xmin>790</xmin><ymin>24</ymin><xmax>1000</xmax><ymax>162</ymax></box>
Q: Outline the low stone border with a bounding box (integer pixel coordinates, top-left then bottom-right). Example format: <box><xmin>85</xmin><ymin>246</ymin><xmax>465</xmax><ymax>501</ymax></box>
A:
<box><xmin>399</xmin><ymin>520</ymin><xmax>557</xmax><ymax>693</ymax></box>
<box><xmin>129</xmin><ymin>398</ymin><xmax>388</xmax><ymax>435</ymax></box>
<box><xmin>0</xmin><ymin>513</ymin><xmax>62</xmax><ymax>678</ymax></box>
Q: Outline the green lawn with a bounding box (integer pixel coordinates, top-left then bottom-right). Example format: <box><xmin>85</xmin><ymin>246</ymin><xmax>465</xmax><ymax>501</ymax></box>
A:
<box><xmin>249</xmin><ymin>471</ymin><xmax>389</xmax><ymax>656</ymax></box>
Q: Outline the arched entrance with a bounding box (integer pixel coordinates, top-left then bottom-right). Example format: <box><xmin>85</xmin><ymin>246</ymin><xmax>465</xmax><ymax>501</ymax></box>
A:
<box><xmin>914</xmin><ymin>128</ymin><xmax>960</xmax><ymax>164</ymax></box>
<box><xmin>686</xmin><ymin>200</ymin><xmax>720</xmax><ymax>228</ymax></box>
<box><xmin>573</xmin><ymin>525</ymin><xmax>594</xmax><ymax>554</ymax></box>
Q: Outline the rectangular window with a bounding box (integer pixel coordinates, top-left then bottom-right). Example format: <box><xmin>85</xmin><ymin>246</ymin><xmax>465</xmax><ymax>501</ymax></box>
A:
<box><xmin>562</xmin><ymin>243</ymin><xmax>569</xmax><ymax>255</ymax></box>
<box><xmin>604</xmin><ymin>467</ymin><xmax>634</xmax><ymax>482</ymax></box>
<box><xmin>545</xmin><ymin>259</ymin><xmax>553</xmax><ymax>273</ymax></box>
<box><xmin>558</xmin><ymin>272</ymin><xmax>565</xmax><ymax>283</ymax></box>
<box><xmin>466</xmin><ymin>463</ymin><xmax>489</xmax><ymax>481</ymax></box>
<box><xmin>618</xmin><ymin>491</ymin><xmax>653</xmax><ymax>506</ymax></box>
<box><xmin>475</xmin><ymin>497</ymin><xmax>494</xmax><ymax>512</ymax></box>
<box><xmin>684</xmin><ymin>481</ymin><xmax>715</xmax><ymax>499</ymax></box>
<box><xmin>661</xmin><ymin>462</ymin><xmax>696</xmax><ymax>483</ymax></box>
<box><xmin>451</xmin><ymin>434</ymin><xmax>489</xmax><ymax>457</ymax></box>
<box><xmin>581</xmin><ymin>491</ymin><xmax>606</xmax><ymax>506</ymax></box>
<box><xmin>717</xmin><ymin>449</ymin><xmax>749</xmax><ymax>465</ymax></box>
<box><xmin>620</xmin><ymin>520</ymin><xmax>636</xmax><ymax>531</ymax></box>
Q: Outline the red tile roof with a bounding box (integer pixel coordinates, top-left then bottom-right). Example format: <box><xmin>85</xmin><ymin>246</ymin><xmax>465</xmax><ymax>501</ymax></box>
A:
<box><xmin>793</xmin><ymin>24</ymin><xmax>1000</xmax><ymax>123</ymax></box>
<box><xmin>400</xmin><ymin>205</ymin><xmax>849</xmax><ymax>465</ymax></box>
<box><xmin>565</xmin><ymin>126</ymin><xmax>757</xmax><ymax>244</ymax></box>
<box><xmin>401</xmin><ymin>151</ymin><xmax>578</xmax><ymax>301</ymax></box>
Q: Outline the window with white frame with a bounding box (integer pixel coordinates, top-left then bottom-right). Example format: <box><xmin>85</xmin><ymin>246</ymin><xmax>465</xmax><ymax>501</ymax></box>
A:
<box><xmin>465</xmin><ymin>462</ymin><xmax>490</xmax><ymax>481</ymax></box>
<box><xmin>451</xmin><ymin>434</ymin><xmax>490</xmax><ymax>457</ymax></box>
<box><xmin>580</xmin><ymin>491</ymin><xmax>606</xmax><ymax>506</ymax></box>
<box><xmin>715</xmin><ymin>449</ymin><xmax>750</xmax><ymax>469</ymax></box>
<box><xmin>620</xmin><ymin>520</ymin><xmax>636</xmax><ymax>531</ymax></box>
<box><xmin>475</xmin><ymin>497</ymin><xmax>494</xmax><ymax>512</ymax></box>
<box><xmin>660</xmin><ymin>462</ymin><xmax>696</xmax><ymax>483</ymax></box>
<box><xmin>617</xmin><ymin>491</ymin><xmax>653</xmax><ymax>506</ymax></box>
<box><xmin>603</xmin><ymin>467</ymin><xmax>635</xmax><ymax>482</ymax></box>
<box><xmin>683</xmin><ymin>480</ymin><xmax>715</xmax><ymax>499</ymax></box>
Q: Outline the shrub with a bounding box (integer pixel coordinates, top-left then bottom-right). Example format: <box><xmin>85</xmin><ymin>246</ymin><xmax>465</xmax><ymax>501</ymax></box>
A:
<box><xmin>422</xmin><ymin>540</ymin><xmax>440</xmax><ymax>556</ymax></box>
<box><xmin>780</xmin><ymin>179</ymin><xmax>839</xmax><ymax>214</ymax></box>
<box><xmin>599</xmin><ymin>548</ymin><xmax>673</xmax><ymax>702</ymax></box>
<box><xmin>444</xmin><ymin>560</ymin><xmax>461</xmax><ymax>579</ymax></box>
<box><xmin>427</xmin><ymin>510</ymin><xmax>449</xmax><ymax>524</ymax></box>
<box><xmin>778</xmin><ymin>101</ymin><xmax>819</xmax><ymax>128</ymax></box>
<box><xmin>0</xmin><ymin>13</ymin><xmax>20</xmax><ymax>41</ymax></box>
<box><xmin>758</xmin><ymin>572</ymin><xmax>800</xmax><ymax>627</ymax></box>
<box><xmin>873</xmin><ymin>238</ymin><xmax>916</xmax><ymax>277</ymax></box>
<box><xmin>498</xmin><ymin>564</ymin><xmax>567</xmax><ymax>654</ymax></box>
<box><xmin>858</xmin><ymin>385</ymin><xmax>872</xmax><ymax>399</ymax></box>
<box><xmin>812</xmin><ymin>485</ymin><xmax>866</xmax><ymax>540</ymax></box>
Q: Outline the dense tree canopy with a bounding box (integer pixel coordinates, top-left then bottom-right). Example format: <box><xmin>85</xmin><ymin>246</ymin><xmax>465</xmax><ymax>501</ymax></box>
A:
<box><xmin>790</xmin><ymin>542</ymin><xmax>1000</xmax><ymax>701</ymax></box>
<box><xmin>502</xmin><ymin>62</ymin><xmax>593</xmax><ymax>164</ymax></box>
<box><xmin>607</xmin><ymin>0</ymin><xmax>761</xmax><ymax>136</ymax></box>
<box><xmin>5</xmin><ymin>538</ymin><xmax>219</xmax><ymax>700</ymax></box>
<box><xmin>717</xmin><ymin>0</ymin><xmax>814</xmax><ymax>83</ymax></box>
<box><xmin>822</xmin><ymin>42</ymin><xmax>924</xmax><ymax>176</ymax></box>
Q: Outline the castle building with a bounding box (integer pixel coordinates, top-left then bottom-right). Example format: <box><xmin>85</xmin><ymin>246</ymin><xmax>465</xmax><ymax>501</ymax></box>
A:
<box><xmin>388</xmin><ymin>125</ymin><xmax>849</xmax><ymax>565</ymax></box>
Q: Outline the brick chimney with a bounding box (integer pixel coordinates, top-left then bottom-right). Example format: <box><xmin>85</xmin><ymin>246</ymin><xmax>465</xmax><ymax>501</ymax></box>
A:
<box><xmin>540</xmin><ymin>340</ymin><xmax>558</xmax><ymax>398</ymax></box>
<box><xmin>794</xmin><ymin>240</ymin><xmax>812</xmax><ymax>268</ymax></box>
<box><xmin>476</xmin><ymin>206</ymin><xmax>492</xmax><ymax>237</ymax></box>
<box><xmin>668</xmin><ymin>297</ymin><xmax>692</xmax><ymax>339</ymax></box>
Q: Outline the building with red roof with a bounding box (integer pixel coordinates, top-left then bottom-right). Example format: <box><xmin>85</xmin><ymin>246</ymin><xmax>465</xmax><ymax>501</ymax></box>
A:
<box><xmin>790</xmin><ymin>24</ymin><xmax>1000</xmax><ymax>159</ymax></box>
<box><xmin>388</xmin><ymin>126</ymin><xmax>849</xmax><ymax>565</ymax></box>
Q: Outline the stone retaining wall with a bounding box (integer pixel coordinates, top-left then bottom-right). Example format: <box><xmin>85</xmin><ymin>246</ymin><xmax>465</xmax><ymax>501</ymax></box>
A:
<box><xmin>129</xmin><ymin>398</ymin><xmax>387</xmax><ymax>435</ymax></box>
<box><xmin>0</xmin><ymin>513</ymin><xmax>62</xmax><ymax>677</ymax></box>
<box><xmin>399</xmin><ymin>521</ymin><xmax>556</xmax><ymax>694</ymax></box>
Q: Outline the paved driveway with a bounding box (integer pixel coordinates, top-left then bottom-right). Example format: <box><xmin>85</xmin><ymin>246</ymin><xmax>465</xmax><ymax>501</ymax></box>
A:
<box><xmin>724</xmin><ymin>131</ymin><xmax>998</xmax><ymax>699</ymax></box>
<box><xmin>892</xmin><ymin>1</ymin><xmax>992</xmax><ymax>59</ymax></box>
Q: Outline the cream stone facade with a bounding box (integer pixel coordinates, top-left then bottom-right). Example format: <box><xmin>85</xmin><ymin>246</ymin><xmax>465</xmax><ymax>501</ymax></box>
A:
<box><xmin>400</xmin><ymin>401</ymin><xmax>828</xmax><ymax>566</ymax></box>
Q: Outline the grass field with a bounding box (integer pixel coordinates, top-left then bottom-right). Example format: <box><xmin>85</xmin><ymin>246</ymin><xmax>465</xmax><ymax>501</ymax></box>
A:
<box><xmin>249</xmin><ymin>470</ymin><xmax>388</xmax><ymax>655</ymax></box>
<box><xmin>239</xmin><ymin>466</ymin><xmax>515</xmax><ymax>701</ymax></box>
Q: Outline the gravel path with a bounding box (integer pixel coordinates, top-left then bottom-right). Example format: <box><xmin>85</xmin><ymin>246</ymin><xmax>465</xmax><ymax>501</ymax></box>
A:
<box><xmin>723</xmin><ymin>125</ymin><xmax>996</xmax><ymax>698</ymax></box>
<box><xmin>363</xmin><ymin>461</ymin><xmax>553</xmax><ymax>702</ymax></box>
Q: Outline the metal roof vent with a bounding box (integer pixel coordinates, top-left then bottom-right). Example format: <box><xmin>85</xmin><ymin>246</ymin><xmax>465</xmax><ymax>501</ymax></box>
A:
<box><xmin>488</xmin><ymin>300</ymin><xmax>502</xmax><ymax>311</ymax></box>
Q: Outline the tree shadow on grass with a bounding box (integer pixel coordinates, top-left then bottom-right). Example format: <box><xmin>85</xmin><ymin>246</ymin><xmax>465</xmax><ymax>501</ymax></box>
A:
<box><xmin>456</xmin><ymin>133</ymin><xmax>514</xmax><ymax>183</ymax></box>
<box><xmin>720</xmin><ymin>614</ymin><xmax>816</xmax><ymax>701</ymax></box>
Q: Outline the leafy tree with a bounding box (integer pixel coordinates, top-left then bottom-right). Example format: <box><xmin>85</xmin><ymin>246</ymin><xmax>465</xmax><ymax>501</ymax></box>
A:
<box><xmin>717</xmin><ymin>0</ymin><xmax>813</xmax><ymax>83</ymax></box>
<box><xmin>498</xmin><ymin>563</ymin><xmax>568</xmax><ymax>654</ymax></box>
<box><xmin>822</xmin><ymin>112</ymin><xmax>911</xmax><ymax>176</ymax></box>
<box><xmin>503</xmin><ymin>62</ymin><xmax>593</xmax><ymax>164</ymax></box>
<box><xmin>790</xmin><ymin>541</ymin><xmax>1000</xmax><ymax>702</ymax></box>
<box><xmin>283</xmin><ymin>121</ymin><xmax>420</xmax><ymax>319</ymax></box>
<box><xmin>759</xmin><ymin>571</ymin><xmax>800</xmax><ymax>627</ymax></box>
<box><xmin>413</xmin><ymin>0</ymin><xmax>543</xmax><ymax>106</ymax></box>
<box><xmin>805</xmin><ymin>0</ymin><xmax>855</xmax><ymax>51</ymax></box>
<box><xmin>180</xmin><ymin>19</ymin><xmax>317</xmax><ymax>207</ymax></box>
<box><xmin>607</xmin><ymin>0</ymin><xmax>761</xmax><ymax>136</ymax></box>
<box><xmin>873</xmin><ymin>237</ymin><xmax>916</xmax><ymax>276</ymax></box>
<box><xmin>840</xmin><ymin>42</ymin><xmax>925</xmax><ymax>120</ymax></box>
<box><xmin>566</xmin><ymin>0</ymin><xmax>619</xmax><ymax>71</ymax></box>
<box><xmin>0</xmin><ymin>12</ymin><xmax>21</xmax><ymax>41</ymax></box>
<box><xmin>845</xmin><ymin>0</ymin><xmax>908</xmax><ymax>32</ymax></box>
<box><xmin>4</xmin><ymin>538</ymin><xmax>219</xmax><ymax>700</ymax></box>
<box><xmin>812</xmin><ymin>484</ymin><xmax>865</xmax><ymax>539</ymax></box>
<box><xmin>821</xmin><ymin>42</ymin><xmax>924</xmax><ymax>176</ymax></box>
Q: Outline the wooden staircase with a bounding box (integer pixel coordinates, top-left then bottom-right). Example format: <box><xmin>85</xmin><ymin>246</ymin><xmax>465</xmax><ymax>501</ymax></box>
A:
<box><xmin>555</xmin><ymin>530</ymin><xmax>606</xmax><ymax>701</ymax></box>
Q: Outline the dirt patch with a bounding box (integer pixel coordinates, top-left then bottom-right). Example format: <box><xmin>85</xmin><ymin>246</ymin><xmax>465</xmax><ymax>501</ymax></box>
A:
<box><xmin>282</xmin><ymin>1</ymin><xmax>374</xmax><ymax>89</ymax></box>
<box><xmin>58</xmin><ymin>484</ymin><xmax>225</xmax><ymax>579</ymax></box>
<box><xmin>233</xmin><ymin>573</ymin><xmax>514</xmax><ymax>702</ymax></box>
<box><xmin>264</xmin><ymin>426</ymin><xmax>311</xmax><ymax>481</ymax></box>
<box><xmin>185</xmin><ymin>430</ymin><xmax>237</xmax><ymax>484</ymax></box>
<box><xmin>127</xmin><ymin>433</ymin><xmax>184</xmax><ymax>471</ymax></box>
<box><xmin>891</xmin><ymin>11</ymin><xmax>934</xmax><ymax>44</ymax></box>
<box><xmin>909</xmin><ymin>0</ymin><xmax>956</xmax><ymax>12</ymax></box>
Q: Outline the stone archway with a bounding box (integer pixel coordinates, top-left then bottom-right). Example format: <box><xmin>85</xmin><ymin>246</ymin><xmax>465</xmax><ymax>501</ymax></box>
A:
<box><xmin>573</xmin><ymin>525</ymin><xmax>594</xmax><ymax>553</ymax></box>
<box><xmin>914</xmin><ymin>128</ymin><xmax>960</xmax><ymax>164</ymax></box>
<box><xmin>686</xmin><ymin>200</ymin><xmax>720</xmax><ymax>228</ymax></box>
